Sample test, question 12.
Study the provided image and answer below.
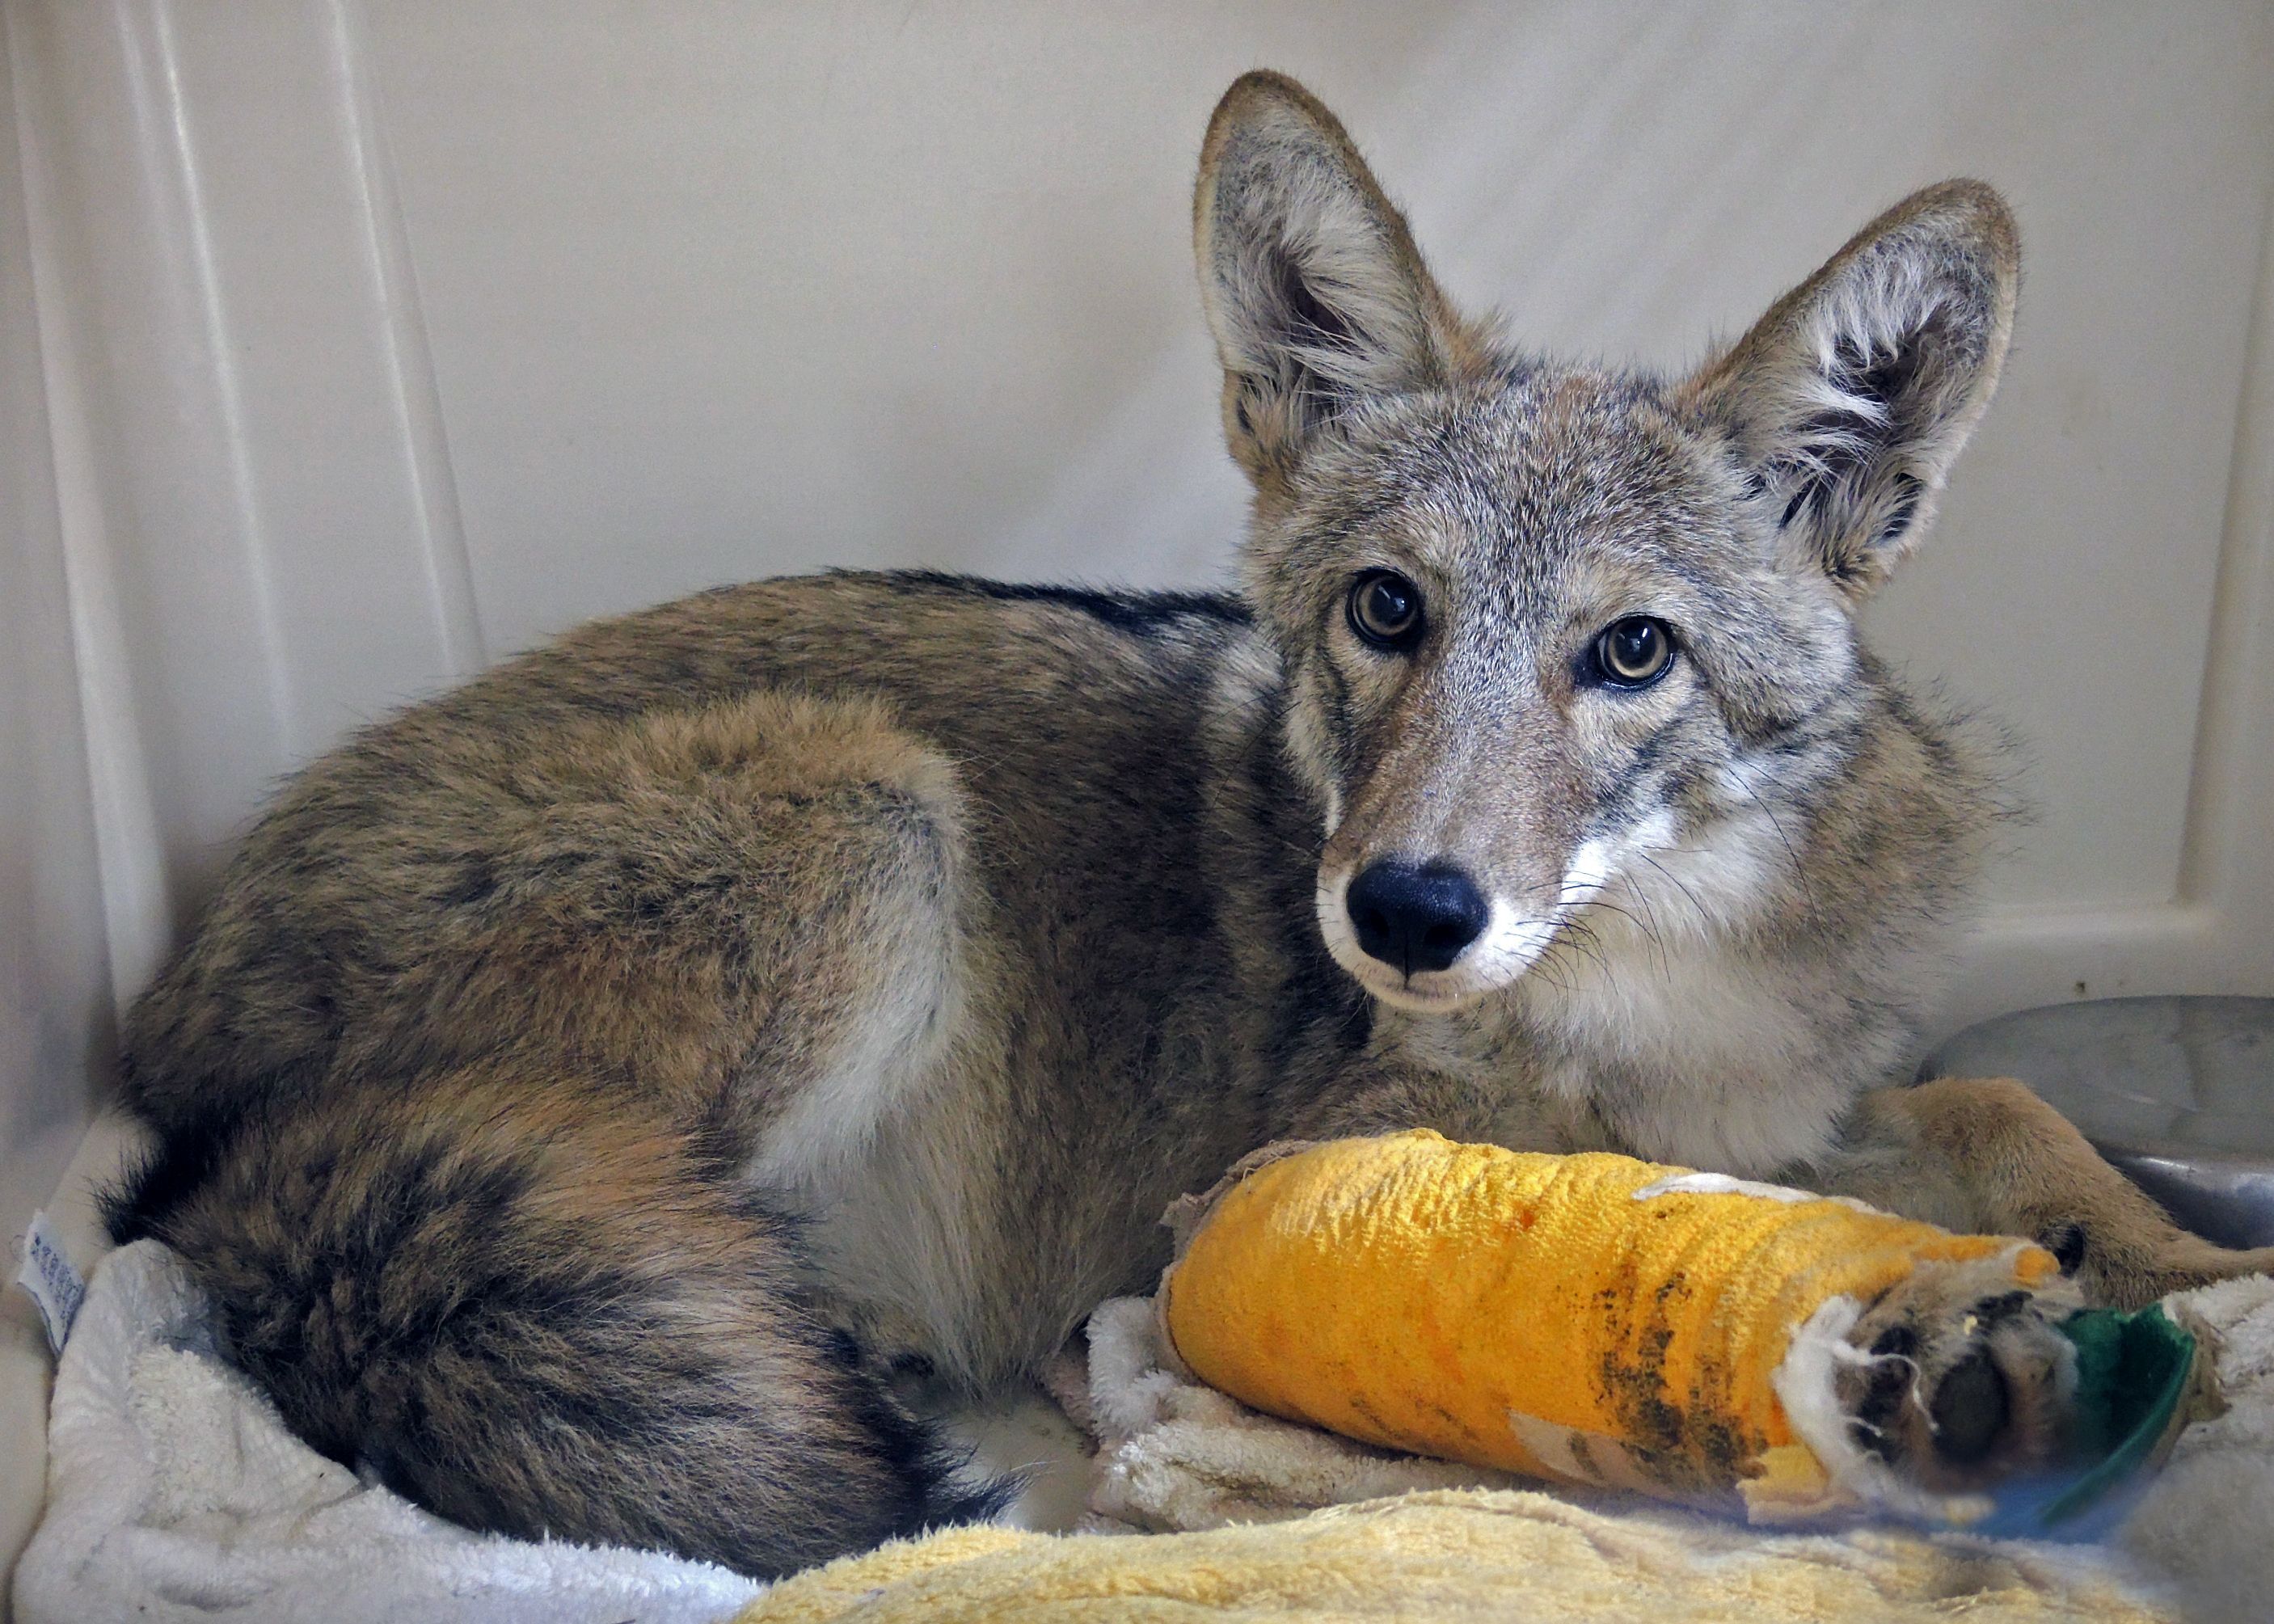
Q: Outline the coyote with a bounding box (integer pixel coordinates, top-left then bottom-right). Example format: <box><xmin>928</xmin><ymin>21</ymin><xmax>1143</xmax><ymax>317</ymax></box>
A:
<box><xmin>108</xmin><ymin>72</ymin><xmax>2273</xmax><ymax>1575</ymax></box>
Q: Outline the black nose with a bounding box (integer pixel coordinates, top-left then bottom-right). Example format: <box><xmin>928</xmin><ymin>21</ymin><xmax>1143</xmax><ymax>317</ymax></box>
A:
<box><xmin>1345</xmin><ymin>859</ymin><xmax>1488</xmax><ymax>975</ymax></box>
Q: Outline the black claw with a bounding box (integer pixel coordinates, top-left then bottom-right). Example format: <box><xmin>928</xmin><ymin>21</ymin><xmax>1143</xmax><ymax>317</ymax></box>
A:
<box><xmin>1970</xmin><ymin>1291</ymin><xmax>2031</xmax><ymax>1327</ymax></box>
<box><xmin>1869</xmin><ymin>1323</ymin><xmax>1919</xmax><ymax>1360</ymax></box>
<box><xmin>2043</xmin><ymin>1223</ymin><xmax>2088</xmax><ymax>1274</ymax></box>
<box><xmin>1850</xmin><ymin>1322</ymin><xmax>1919</xmax><ymax>1462</ymax></box>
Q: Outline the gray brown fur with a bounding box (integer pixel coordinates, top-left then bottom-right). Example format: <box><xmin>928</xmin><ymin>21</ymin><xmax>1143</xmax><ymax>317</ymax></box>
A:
<box><xmin>110</xmin><ymin>71</ymin><xmax>2274</xmax><ymax>1574</ymax></box>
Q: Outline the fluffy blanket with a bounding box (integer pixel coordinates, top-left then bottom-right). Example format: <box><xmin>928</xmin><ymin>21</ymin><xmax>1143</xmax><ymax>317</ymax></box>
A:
<box><xmin>12</xmin><ymin>1241</ymin><xmax>763</xmax><ymax>1624</ymax></box>
<box><xmin>728</xmin><ymin>1492</ymin><xmax>2162</xmax><ymax>1623</ymax></box>
<box><xmin>16</xmin><ymin>1241</ymin><xmax>2274</xmax><ymax>1622</ymax></box>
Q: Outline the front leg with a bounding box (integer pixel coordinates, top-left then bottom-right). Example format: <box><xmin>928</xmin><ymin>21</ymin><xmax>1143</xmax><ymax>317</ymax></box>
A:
<box><xmin>1810</xmin><ymin>1075</ymin><xmax>2274</xmax><ymax>1309</ymax></box>
<box><xmin>1287</xmin><ymin>1049</ymin><xmax>1612</xmax><ymax>1157</ymax></box>
<box><xmin>1207</xmin><ymin>1086</ymin><xmax>2094</xmax><ymax>1503</ymax></box>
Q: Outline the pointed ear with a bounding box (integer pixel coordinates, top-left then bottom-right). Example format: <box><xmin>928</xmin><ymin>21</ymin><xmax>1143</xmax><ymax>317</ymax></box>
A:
<box><xmin>1194</xmin><ymin>72</ymin><xmax>1475</xmax><ymax>484</ymax></box>
<box><xmin>1690</xmin><ymin>181</ymin><xmax>2019</xmax><ymax>599</ymax></box>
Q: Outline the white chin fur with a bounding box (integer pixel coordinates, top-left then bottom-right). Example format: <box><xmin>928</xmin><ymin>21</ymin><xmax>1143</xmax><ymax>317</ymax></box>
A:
<box><xmin>1314</xmin><ymin>810</ymin><xmax>1690</xmax><ymax>1014</ymax></box>
<box><xmin>1314</xmin><ymin>875</ymin><xmax>1556</xmax><ymax>1010</ymax></box>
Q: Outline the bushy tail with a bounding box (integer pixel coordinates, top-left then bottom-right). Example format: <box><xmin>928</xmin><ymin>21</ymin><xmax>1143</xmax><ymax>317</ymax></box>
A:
<box><xmin>107</xmin><ymin>1068</ymin><xmax>1010</xmax><ymax>1577</ymax></box>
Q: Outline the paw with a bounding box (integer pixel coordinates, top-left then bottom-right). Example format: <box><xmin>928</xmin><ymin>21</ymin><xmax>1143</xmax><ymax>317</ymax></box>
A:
<box><xmin>2040</xmin><ymin>1221</ymin><xmax>2274</xmax><ymax>1311</ymax></box>
<box><xmin>1834</xmin><ymin>1255</ymin><xmax>2084</xmax><ymax>1493</ymax></box>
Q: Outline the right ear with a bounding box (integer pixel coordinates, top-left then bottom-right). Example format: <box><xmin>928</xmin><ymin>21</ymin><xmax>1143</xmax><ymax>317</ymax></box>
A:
<box><xmin>1194</xmin><ymin>73</ymin><xmax>1474</xmax><ymax>484</ymax></box>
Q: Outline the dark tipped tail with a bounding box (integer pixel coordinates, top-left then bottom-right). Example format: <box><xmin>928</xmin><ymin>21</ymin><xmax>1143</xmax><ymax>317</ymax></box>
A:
<box><xmin>112</xmin><ymin>1069</ymin><xmax>1012</xmax><ymax>1576</ymax></box>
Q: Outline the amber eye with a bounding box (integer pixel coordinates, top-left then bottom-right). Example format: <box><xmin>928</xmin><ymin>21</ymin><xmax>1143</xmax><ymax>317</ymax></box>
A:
<box><xmin>1588</xmin><ymin>616</ymin><xmax>1676</xmax><ymax>688</ymax></box>
<box><xmin>1348</xmin><ymin>571</ymin><xmax>1424</xmax><ymax>651</ymax></box>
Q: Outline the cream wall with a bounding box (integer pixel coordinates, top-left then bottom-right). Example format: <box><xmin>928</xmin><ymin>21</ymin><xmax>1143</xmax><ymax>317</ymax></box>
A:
<box><xmin>6</xmin><ymin>0</ymin><xmax>2274</xmax><ymax>1592</ymax></box>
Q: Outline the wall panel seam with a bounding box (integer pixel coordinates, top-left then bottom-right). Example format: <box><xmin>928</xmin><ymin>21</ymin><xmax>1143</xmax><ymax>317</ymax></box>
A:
<box><xmin>328</xmin><ymin>0</ymin><xmax>487</xmax><ymax>679</ymax></box>
<box><xmin>137</xmin><ymin>0</ymin><xmax>297</xmax><ymax>750</ymax></box>
<box><xmin>2174</xmin><ymin>108</ymin><xmax>2274</xmax><ymax>928</ymax></box>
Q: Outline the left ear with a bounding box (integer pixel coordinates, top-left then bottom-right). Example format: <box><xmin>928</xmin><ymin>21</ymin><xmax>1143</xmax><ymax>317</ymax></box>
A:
<box><xmin>1689</xmin><ymin>180</ymin><xmax>2019</xmax><ymax>599</ymax></box>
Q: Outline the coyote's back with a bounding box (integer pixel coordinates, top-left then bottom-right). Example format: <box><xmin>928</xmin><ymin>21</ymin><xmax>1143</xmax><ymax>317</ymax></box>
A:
<box><xmin>110</xmin><ymin>572</ymin><xmax>1314</xmax><ymax>1573</ymax></box>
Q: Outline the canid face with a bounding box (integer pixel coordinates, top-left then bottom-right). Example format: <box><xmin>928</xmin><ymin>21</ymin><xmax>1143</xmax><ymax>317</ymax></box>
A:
<box><xmin>1255</xmin><ymin>372</ymin><xmax>1862</xmax><ymax>1012</ymax></box>
<box><xmin>1196</xmin><ymin>72</ymin><xmax>2015</xmax><ymax>1019</ymax></box>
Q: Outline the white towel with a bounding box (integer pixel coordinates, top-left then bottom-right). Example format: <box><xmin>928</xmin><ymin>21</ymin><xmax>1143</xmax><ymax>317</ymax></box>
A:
<box><xmin>12</xmin><ymin>1240</ymin><xmax>765</xmax><ymax>1624</ymax></box>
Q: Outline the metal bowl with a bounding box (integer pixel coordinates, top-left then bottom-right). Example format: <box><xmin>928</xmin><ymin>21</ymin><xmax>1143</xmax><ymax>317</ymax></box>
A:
<box><xmin>1919</xmin><ymin>996</ymin><xmax>2274</xmax><ymax>1251</ymax></box>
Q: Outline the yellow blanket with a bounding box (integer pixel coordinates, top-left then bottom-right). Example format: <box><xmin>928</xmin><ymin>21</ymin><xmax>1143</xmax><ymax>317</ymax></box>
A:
<box><xmin>732</xmin><ymin>1489</ymin><xmax>2164</xmax><ymax>1623</ymax></box>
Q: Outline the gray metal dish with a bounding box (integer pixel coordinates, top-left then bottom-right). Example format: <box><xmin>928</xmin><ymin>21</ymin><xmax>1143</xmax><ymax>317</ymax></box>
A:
<box><xmin>1918</xmin><ymin>995</ymin><xmax>2274</xmax><ymax>1251</ymax></box>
